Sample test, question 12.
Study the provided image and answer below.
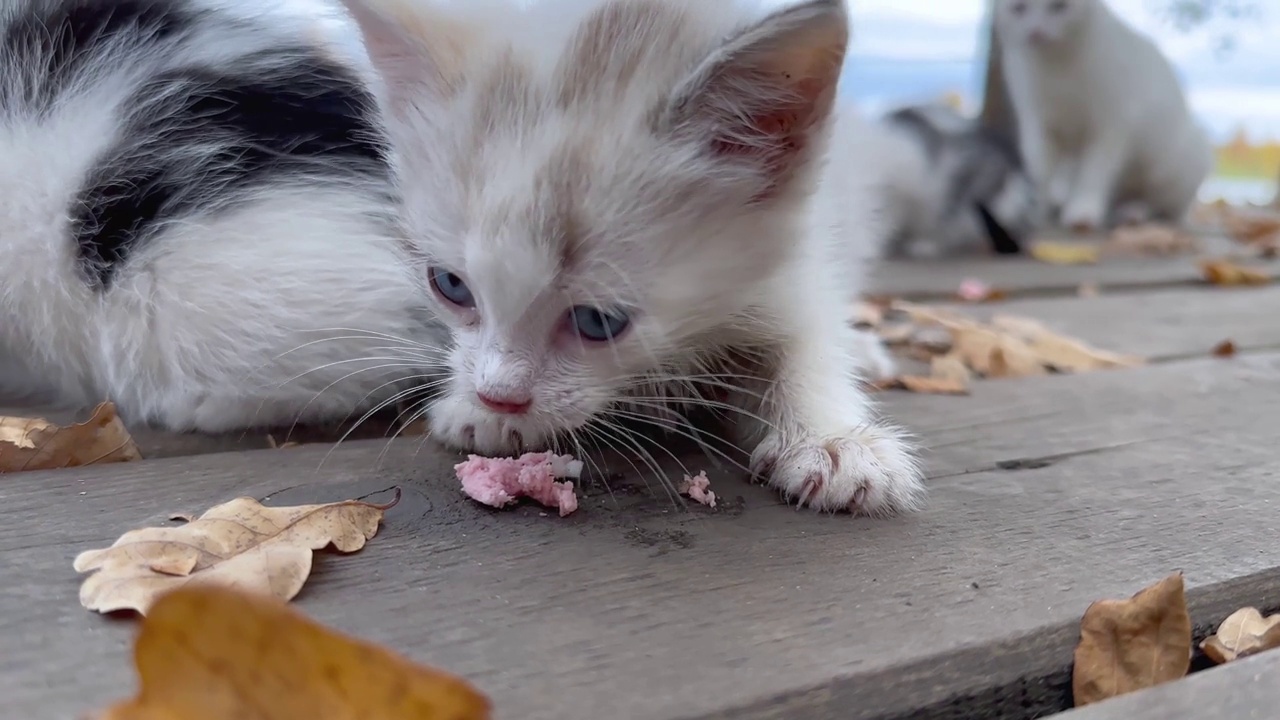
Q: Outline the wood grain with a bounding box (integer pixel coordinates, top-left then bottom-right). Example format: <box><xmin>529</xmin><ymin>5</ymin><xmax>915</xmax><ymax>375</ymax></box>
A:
<box><xmin>5</xmin><ymin>354</ymin><xmax>1280</xmax><ymax>720</ymax></box>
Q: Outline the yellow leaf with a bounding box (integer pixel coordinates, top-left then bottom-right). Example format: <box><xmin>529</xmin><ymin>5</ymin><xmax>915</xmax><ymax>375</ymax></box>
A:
<box><xmin>1072</xmin><ymin>573</ymin><xmax>1191</xmax><ymax>707</ymax></box>
<box><xmin>74</xmin><ymin>490</ymin><xmax>400</xmax><ymax>615</ymax></box>
<box><xmin>1200</xmin><ymin>259</ymin><xmax>1271</xmax><ymax>286</ymax></box>
<box><xmin>0</xmin><ymin>402</ymin><xmax>141</xmax><ymax>473</ymax></box>
<box><xmin>1031</xmin><ymin>241</ymin><xmax>1100</xmax><ymax>265</ymax></box>
<box><xmin>97</xmin><ymin>585</ymin><xmax>491</xmax><ymax>720</ymax></box>
<box><xmin>929</xmin><ymin>353</ymin><xmax>972</xmax><ymax>384</ymax></box>
<box><xmin>1104</xmin><ymin>223</ymin><xmax>1198</xmax><ymax>256</ymax></box>
<box><xmin>1200</xmin><ymin>607</ymin><xmax>1280</xmax><ymax>664</ymax></box>
<box><xmin>871</xmin><ymin>375</ymin><xmax>969</xmax><ymax>395</ymax></box>
<box><xmin>991</xmin><ymin>315</ymin><xmax>1146</xmax><ymax>372</ymax></box>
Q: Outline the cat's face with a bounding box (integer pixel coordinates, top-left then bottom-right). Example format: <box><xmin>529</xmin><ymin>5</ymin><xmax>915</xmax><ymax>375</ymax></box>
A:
<box><xmin>997</xmin><ymin>0</ymin><xmax>1092</xmax><ymax>48</ymax></box>
<box><xmin>339</xmin><ymin>0</ymin><xmax>848</xmax><ymax>453</ymax></box>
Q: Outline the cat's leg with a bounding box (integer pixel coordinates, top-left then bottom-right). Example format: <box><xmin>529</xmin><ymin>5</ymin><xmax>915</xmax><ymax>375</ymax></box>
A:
<box><xmin>1046</xmin><ymin>155</ymin><xmax>1078</xmax><ymax>215</ymax></box>
<box><xmin>1060</xmin><ymin>132</ymin><xmax>1130</xmax><ymax>234</ymax></box>
<box><xmin>735</xmin><ymin>288</ymin><xmax>925</xmax><ymax>516</ymax></box>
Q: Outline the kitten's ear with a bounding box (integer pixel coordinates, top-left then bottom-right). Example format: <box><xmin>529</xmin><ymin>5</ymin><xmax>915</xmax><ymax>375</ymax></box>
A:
<box><xmin>665</xmin><ymin>0</ymin><xmax>848</xmax><ymax>198</ymax></box>
<box><xmin>336</xmin><ymin>0</ymin><xmax>471</xmax><ymax>114</ymax></box>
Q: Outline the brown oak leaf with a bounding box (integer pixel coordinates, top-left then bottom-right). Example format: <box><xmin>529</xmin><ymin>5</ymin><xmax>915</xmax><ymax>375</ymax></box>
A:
<box><xmin>1072</xmin><ymin>572</ymin><xmax>1192</xmax><ymax>707</ymax></box>
<box><xmin>0</xmin><ymin>402</ymin><xmax>140</xmax><ymax>473</ymax></box>
<box><xmin>74</xmin><ymin>490</ymin><xmax>400</xmax><ymax>615</ymax></box>
<box><xmin>1200</xmin><ymin>607</ymin><xmax>1280</xmax><ymax>664</ymax></box>
<box><xmin>97</xmin><ymin>584</ymin><xmax>491</xmax><ymax>720</ymax></box>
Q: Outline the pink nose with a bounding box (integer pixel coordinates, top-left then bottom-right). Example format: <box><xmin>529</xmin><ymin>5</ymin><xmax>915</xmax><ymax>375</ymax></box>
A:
<box><xmin>476</xmin><ymin>392</ymin><xmax>532</xmax><ymax>415</ymax></box>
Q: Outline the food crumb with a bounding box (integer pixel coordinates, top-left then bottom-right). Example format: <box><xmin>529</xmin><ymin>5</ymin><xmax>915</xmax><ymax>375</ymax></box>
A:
<box><xmin>678</xmin><ymin>471</ymin><xmax>717</xmax><ymax>508</ymax></box>
<box><xmin>455</xmin><ymin>452</ymin><xmax>582</xmax><ymax>517</ymax></box>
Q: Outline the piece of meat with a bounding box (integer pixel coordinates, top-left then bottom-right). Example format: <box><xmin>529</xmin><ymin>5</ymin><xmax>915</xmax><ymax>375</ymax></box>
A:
<box><xmin>455</xmin><ymin>452</ymin><xmax>583</xmax><ymax>517</ymax></box>
<box><xmin>678</xmin><ymin>471</ymin><xmax>716</xmax><ymax>508</ymax></box>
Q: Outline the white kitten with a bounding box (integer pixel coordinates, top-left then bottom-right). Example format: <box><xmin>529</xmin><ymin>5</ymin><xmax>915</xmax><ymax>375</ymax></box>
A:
<box><xmin>336</xmin><ymin>0</ymin><xmax>926</xmax><ymax>515</ymax></box>
<box><xmin>995</xmin><ymin>0</ymin><xmax>1213</xmax><ymax>231</ymax></box>
<box><xmin>0</xmin><ymin>0</ymin><xmax>445</xmax><ymax>431</ymax></box>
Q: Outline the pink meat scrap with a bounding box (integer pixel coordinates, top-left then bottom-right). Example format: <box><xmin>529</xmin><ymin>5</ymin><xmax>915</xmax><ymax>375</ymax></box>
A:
<box><xmin>455</xmin><ymin>452</ymin><xmax>584</xmax><ymax>517</ymax></box>
<box><xmin>678</xmin><ymin>470</ymin><xmax>717</xmax><ymax>508</ymax></box>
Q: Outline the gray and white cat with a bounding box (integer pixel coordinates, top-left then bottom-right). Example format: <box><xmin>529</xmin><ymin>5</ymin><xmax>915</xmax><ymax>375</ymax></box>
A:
<box><xmin>334</xmin><ymin>0</ymin><xmax>926</xmax><ymax>515</ymax></box>
<box><xmin>0</xmin><ymin>0</ymin><xmax>446</xmax><ymax>431</ymax></box>
<box><xmin>995</xmin><ymin>0</ymin><xmax>1213</xmax><ymax>232</ymax></box>
<box><xmin>876</xmin><ymin>103</ymin><xmax>1039</xmax><ymax>257</ymax></box>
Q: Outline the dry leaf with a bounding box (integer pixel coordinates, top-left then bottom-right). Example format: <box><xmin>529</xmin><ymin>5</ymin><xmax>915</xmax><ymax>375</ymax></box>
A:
<box><xmin>0</xmin><ymin>402</ymin><xmax>141</xmax><ymax>473</ymax></box>
<box><xmin>1221</xmin><ymin>206</ymin><xmax>1280</xmax><ymax>245</ymax></box>
<box><xmin>1200</xmin><ymin>607</ymin><xmax>1280</xmax><ymax>664</ymax></box>
<box><xmin>1213</xmin><ymin>340</ymin><xmax>1238</xmax><ymax>358</ymax></box>
<box><xmin>97</xmin><ymin>585</ymin><xmax>491</xmax><ymax>720</ymax></box>
<box><xmin>1104</xmin><ymin>224</ymin><xmax>1198</xmax><ymax>256</ymax></box>
<box><xmin>952</xmin><ymin>325</ymin><xmax>1046</xmax><ymax>378</ymax></box>
<box><xmin>1031</xmin><ymin>241</ymin><xmax>1100</xmax><ymax>265</ymax></box>
<box><xmin>1077</xmin><ymin>282</ymin><xmax>1100</xmax><ymax>298</ymax></box>
<box><xmin>849</xmin><ymin>301</ymin><xmax>885</xmax><ymax>328</ymax></box>
<box><xmin>930</xmin><ymin>354</ymin><xmax>972</xmax><ymax>384</ymax></box>
<box><xmin>1200</xmin><ymin>259</ymin><xmax>1271</xmax><ymax>286</ymax></box>
<box><xmin>74</xmin><ymin>490</ymin><xmax>401</xmax><ymax>615</ymax></box>
<box><xmin>1072</xmin><ymin>572</ymin><xmax>1191</xmax><ymax>707</ymax></box>
<box><xmin>871</xmin><ymin>375</ymin><xmax>969</xmax><ymax>395</ymax></box>
<box><xmin>991</xmin><ymin>315</ymin><xmax>1146</xmax><ymax>372</ymax></box>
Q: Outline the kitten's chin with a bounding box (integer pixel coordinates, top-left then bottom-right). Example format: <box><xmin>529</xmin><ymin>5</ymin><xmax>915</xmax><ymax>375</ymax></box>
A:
<box><xmin>427</xmin><ymin>394</ymin><xmax>580</xmax><ymax>456</ymax></box>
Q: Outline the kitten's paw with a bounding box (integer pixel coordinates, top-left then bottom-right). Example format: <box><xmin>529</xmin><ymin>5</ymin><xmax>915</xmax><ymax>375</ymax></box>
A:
<box><xmin>750</xmin><ymin>424</ymin><xmax>925</xmax><ymax>516</ymax></box>
<box><xmin>1061</xmin><ymin>201</ymin><xmax>1105</xmax><ymax>235</ymax></box>
<box><xmin>1113</xmin><ymin>200</ymin><xmax>1152</xmax><ymax>226</ymax></box>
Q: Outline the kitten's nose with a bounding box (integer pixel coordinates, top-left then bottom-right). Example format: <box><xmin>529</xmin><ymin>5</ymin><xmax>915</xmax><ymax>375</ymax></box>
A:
<box><xmin>476</xmin><ymin>391</ymin><xmax>532</xmax><ymax>415</ymax></box>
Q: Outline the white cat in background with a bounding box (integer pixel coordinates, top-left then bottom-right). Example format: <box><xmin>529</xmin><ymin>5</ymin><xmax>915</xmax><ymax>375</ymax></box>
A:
<box><xmin>995</xmin><ymin>0</ymin><xmax>1213</xmax><ymax>232</ymax></box>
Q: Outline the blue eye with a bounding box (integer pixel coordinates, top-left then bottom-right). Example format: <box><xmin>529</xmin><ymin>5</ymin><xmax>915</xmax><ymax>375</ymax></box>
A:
<box><xmin>429</xmin><ymin>267</ymin><xmax>474</xmax><ymax>307</ymax></box>
<box><xmin>569</xmin><ymin>306</ymin><xmax>630</xmax><ymax>342</ymax></box>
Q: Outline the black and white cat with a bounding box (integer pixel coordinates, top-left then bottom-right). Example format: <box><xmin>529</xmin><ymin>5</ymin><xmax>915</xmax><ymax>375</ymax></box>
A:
<box><xmin>0</xmin><ymin>0</ymin><xmax>924</xmax><ymax>515</ymax></box>
<box><xmin>0</xmin><ymin>0</ymin><xmax>446</xmax><ymax>432</ymax></box>
<box><xmin>875</xmin><ymin>103</ymin><xmax>1038</xmax><ymax>257</ymax></box>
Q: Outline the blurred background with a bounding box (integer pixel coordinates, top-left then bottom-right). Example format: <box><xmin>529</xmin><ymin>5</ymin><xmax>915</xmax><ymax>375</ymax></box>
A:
<box><xmin>840</xmin><ymin>0</ymin><xmax>1278</xmax><ymax>205</ymax></box>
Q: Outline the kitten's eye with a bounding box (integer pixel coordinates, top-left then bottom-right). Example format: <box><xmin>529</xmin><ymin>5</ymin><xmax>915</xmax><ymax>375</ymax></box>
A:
<box><xmin>1049</xmin><ymin>0</ymin><xmax>1067</xmax><ymax>12</ymax></box>
<box><xmin>428</xmin><ymin>267</ymin><xmax>475</xmax><ymax>307</ymax></box>
<box><xmin>1011</xmin><ymin>1</ymin><xmax>1027</xmax><ymax>14</ymax></box>
<box><xmin>568</xmin><ymin>306</ymin><xmax>631</xmax><ymax>342</ymax></box>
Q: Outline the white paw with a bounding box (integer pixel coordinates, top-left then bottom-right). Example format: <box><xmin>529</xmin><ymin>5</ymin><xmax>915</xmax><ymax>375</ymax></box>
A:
<box><xmin>1060</xmin><ymin>195</ymin><xmax>1108</xmax><ymax>234</ymax></box>
<box><xmin>850</xmin><ymin>329</ymin><xmax>896</xmax><ymax>381</ymax></box>
<box><xmin>749</xmin><ymin>423</ymin><xmax>925</xmax><ymax>516</ymax></box>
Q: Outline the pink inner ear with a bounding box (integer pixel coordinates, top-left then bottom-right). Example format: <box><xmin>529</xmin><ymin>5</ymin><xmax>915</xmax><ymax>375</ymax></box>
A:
<box><xmin>708</xmin><ymin>76</ymin><xmax>828</xmax><ymax>202</ymax></box>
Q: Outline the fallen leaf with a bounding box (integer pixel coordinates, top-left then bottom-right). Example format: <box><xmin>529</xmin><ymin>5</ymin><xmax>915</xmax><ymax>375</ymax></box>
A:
<box><xmin>0</xmin><ymin>402</ymin><xmax>141</xmax><ymax>473</ymax></box>
<box><xmin>1213</xmin><ymin>340</ymin><xmax>1238</xmax><ymax>358</ymax></box>
<box><xmin>1072</xmin><ymin>572</ymin><xmax>1191</xmax><ymax>707</ymax></box>
<box><xmin>1077</xmin><ymin>282</ymin><xmax>1101</xmax><ymax>298</ymax></box>
<box><xmin>1200</xmin><ymin>607</ymin><xmax>1280</xmax><ymax>664</ymax></box>
<box><xmin>1200</xmin><ymin>259</ymin><xmax>1271</xmax><ymax>286</ymax></box>
<box><xmin>264</xmin><ymin>435</ymin><xmax>300</xmax><ymax>450</ymax></box>
<box><xmin>871</xmin><ymin>375</ymin><xmax>969</xmax><ymax>395</ymax></box>
<box><xmin>952</xmin><ymin>325</ymin><xmax>1046</xmax><ymax>378</ymax></box>
<box><xmin>930</xmin><ymin>353</ymin><xmax>972</xmax><ymax>384</ymax></box>
<box><xmin>991</xmin><ymin>315</ymin><xmax>1146</xmax><ymax>372</ymax></box>
<box><xmin>849</xmin><ymin>301</ymin><xmax>885</xmax><ymax>328</ymax></box>
<box><xmin>97</xmin><ymin>584</ymin><xmax>491</xmax><ymax>720</ymax></box>
<box><xmin>73</xmin><ymin>489</ymin><xmax>401</xmax><ymax>615</ymax></box>
<box><xmin>1031</xmin><ymin>241</ymin><xmax>1100</xmax><ymax>265</ymax></box>
<box><xmin>167</xmin><ymin>513</ymin><xmax>194</xmax><ymax>524</ymax></box>
<box><xmin>1221</xmin><ymin>206</ymin><xmax>1280</xmax><ymax>245</ymax></box>
<box><xmin>1104</xmin><ymin>224</ymin><xmax>1199</xmax><ymax>257</ymax></box>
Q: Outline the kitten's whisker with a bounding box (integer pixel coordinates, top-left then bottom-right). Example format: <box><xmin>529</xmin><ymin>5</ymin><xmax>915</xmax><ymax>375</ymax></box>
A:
<box><xmin>587</xmin><ymin>420</ymin><xmax>678</xmax><ymax>504</ymax></box>
<box><xmin>601</xmin><ymin>408</ymin><xmax>750</xmax><ymax>476</ymax></box>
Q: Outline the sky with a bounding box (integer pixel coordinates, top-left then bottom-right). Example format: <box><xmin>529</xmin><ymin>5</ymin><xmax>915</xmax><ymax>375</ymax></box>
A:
<box><xmin>840</xmin><ymin>0</ymin><xmax>1280</xmax><ymax>143</ymax></box>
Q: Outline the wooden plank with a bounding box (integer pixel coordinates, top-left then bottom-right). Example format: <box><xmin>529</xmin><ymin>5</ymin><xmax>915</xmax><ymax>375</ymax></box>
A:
<box><xmin>935</xmin><ymin>285</ymin><xmax>1280</xmax><ymax>362</ymax></box>
<box><xmin>867</xmin><ymin>234</ymin><xmax>1276</xmax><ymax>300</ymax></box>
<box><xmin>1052</xmin><ymin>651</ymin><xmax>1280</xmax><ymax>720</ymax></box>
<box><xmin>5</xmin><ymin>355</ymin><xmax>1280</xmax><ymax>720</ymax></box>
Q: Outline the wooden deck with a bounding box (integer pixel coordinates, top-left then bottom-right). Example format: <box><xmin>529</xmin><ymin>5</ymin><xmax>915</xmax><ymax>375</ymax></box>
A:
<box><xmin>5</xmin><ymin>238</ymin><xmax>1280</xmax><ymax>720</ymax></box>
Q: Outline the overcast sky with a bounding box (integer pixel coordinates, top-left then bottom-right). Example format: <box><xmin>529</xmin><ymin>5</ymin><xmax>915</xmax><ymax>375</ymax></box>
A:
<box><xmin>840</xmin><ymin>0</ymin><xmax>1280</xmax><ymax>142</ymax></box>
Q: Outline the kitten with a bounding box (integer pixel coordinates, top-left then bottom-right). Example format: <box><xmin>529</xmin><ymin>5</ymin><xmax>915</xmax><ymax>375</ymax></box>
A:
<box><xmin>335</xmin><ymin>0</ymin><xmax>926</xmax><ymax>515</ymax></box>
<box><xmin>995</xmin><ymin>0</ymin><xmax>1213</xmax><ymax>232</ymax></box>
<box><xmin>877</xmin><ymin>103</ymin><xmax>1038</xmax><ymax>257</ymax></box>
<box><xmin>0</xmin><ymin>0</ymin><xmax>445</xmax><ymax>431</ymax></box>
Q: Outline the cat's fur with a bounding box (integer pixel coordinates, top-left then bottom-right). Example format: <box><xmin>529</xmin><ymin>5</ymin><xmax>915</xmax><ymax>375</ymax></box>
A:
<box><xmin>876</xmin><ymin>103</ymin><xmax>1038</xmax><ymax>257</ymax></box>
<box><xmin>336</xmin><ymin>0</ymin><xmax>925</xmax><ymax>515</ymax></box>
<box><xmin>995</xmin><ymin>0</ymin><xmax>1213</xmax><ymax>231</ymax></box>
<box><xmin>0</xmin><ymin>0</ymin><xmax>445</xmax><ymax>431</ymax></box>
